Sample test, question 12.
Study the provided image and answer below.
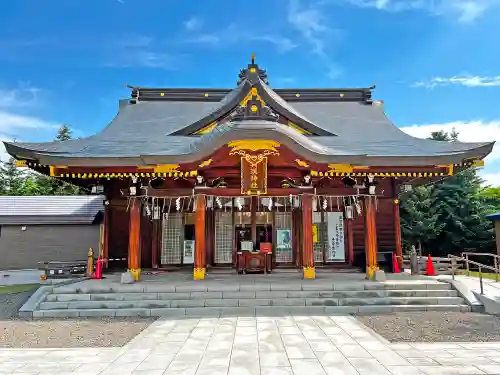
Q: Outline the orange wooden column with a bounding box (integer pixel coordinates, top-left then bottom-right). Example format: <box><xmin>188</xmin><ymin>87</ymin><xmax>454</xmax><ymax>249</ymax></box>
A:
<box><xmin>251</xmin><ymin>196</ymin><xmax>258</xmax><ymax>246</ymax></box>
<box><xmin>194</xmin><ymin>195</ymin><xmax>206</xmax><ymax>280</ymax></box>
<box><xmin>345</xmin><ymin>218</ymin><xmax>354</xmax><ymax>266</ymax></box>
<box><xmin>393</xmin><ymin>198</ymin><xmax>403</xmax><ymax>265</ymax></box>
<box><xmin>128</xmin><ymin>199</ymin><xmax>141</xmax><ymax>281</ymax></box>
<box><xmin>302</xmin><ymin>194</ymin><xmax>315</xmax><ymax>279</ymax></box>
<box><xmin>364</xmin><ymin>196</ymin><xmax>378</xmax><ymax>279</ymax></box>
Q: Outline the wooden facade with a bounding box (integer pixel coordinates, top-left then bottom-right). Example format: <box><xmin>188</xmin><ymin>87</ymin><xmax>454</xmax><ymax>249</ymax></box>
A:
<box><xmin>5</xmin><ymin>55</ymin><xmax>493</xmax><ymax>280</ymax></box>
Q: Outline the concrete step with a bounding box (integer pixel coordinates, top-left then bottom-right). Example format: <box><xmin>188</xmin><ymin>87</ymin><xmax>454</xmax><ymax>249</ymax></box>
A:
<box><xmin>51</xmin><ymin>281</ymin><xmax>452</xmax><ymax>294</ymax></box>
<box><xmin>44</xmin><ymin>289</ymin><xmax>458</xmax><ymax>302</ymax></box>
<box><xmin>33</xmin><ymin>304</ymin><xmax>472</xmax><ymax>318</ymax></box>
<box><xmin>38</xmin><ymin>296</ymin><xmax>464</xmax><ymax>310</ymax></box>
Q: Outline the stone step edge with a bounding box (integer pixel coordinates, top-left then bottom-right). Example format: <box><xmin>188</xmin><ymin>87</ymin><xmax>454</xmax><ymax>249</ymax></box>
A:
<box><xmin>51</xmin><ymin>284</ymin><xmax>453</xmax><ymax>294</ymax></box>
<box><xmin>45</xmin><ymin>289</ymin><xmax>458</xmax><ymax>301</ymax></box>
<box><xmin>39</xmin><ymin>296</ymin><xmax>465</xmax><ymax>310</ymax></box>
<box><xmin>30</xmin><ymin>304</ymin><xmax>471</xmax><ymax>318</ymax></box>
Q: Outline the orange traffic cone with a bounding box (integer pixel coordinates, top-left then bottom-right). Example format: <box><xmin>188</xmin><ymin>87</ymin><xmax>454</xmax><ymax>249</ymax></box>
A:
<box><xmin>392</xmin><ymin>253</ymin><xmax>400</xmax><ymax>273</ymax></box>
<box><xmin>425</xmin><ymin>254</ymin><xmax>435</xmax><ymax>276</ymax></box>
<box><xmin>94</xmin><ymin>256</ymin><xmax>103</xmax><ymax>280</ymax></box>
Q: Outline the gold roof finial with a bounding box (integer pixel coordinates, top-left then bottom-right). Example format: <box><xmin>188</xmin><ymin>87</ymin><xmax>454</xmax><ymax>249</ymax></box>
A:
<box><xmin>251</xmin><ymin>52</ymin><xmax>255</xmax><ymax>64</ymax></box>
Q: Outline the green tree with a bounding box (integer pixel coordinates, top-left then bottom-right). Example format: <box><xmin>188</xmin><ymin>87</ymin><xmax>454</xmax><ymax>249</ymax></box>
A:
<box><xmin>400</xmin><ymin>185</ymin><xmax>440</xmax><ymax>252</ymax></box>
<box><xmin>476</xmin><ymin>187</ymin><xmax>500</xmax><ymax>213</ymax></box>
<box><xmin>400</xmin><ymin>128</ymin><xmax>495</xmax><ymax>256</ymax></box>
<box><xmin>56</xmin><ymin>124</ymin><xmax>72</xmax><ymax>141</ymax></box>
<box><xmin>0</xmin><ymin>158</ymin><xmax>26</xmax><ymax>195</ymax></box>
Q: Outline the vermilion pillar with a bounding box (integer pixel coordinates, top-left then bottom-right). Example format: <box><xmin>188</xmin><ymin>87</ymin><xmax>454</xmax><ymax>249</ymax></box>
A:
<box><xmin>302</xmin><ymin>195</ymin><xmax>315</xmax><ymax>279</ymax></box>
<box><xmin>393</xmin><ymin>198</ymin><xmax>403</xmax><ymax>265</ymax></box>
<box><xmin>364</xmin><ymin>196</ymin><xmax>378</xmax><ymax>279</ymax></box>
<box><xmin>128</xmin><ymin>200</ymin><xmax>141</xmax><ymax>281</ymax></box>
<box><xmin>194</xmin><ymin>195</ymin><xmax>206</xmax><ymax>280</ymax></box>
<box><xmin>251</xmin><ymin>196</ymin><xmax>258</xmax><ymax>246</ymax></box>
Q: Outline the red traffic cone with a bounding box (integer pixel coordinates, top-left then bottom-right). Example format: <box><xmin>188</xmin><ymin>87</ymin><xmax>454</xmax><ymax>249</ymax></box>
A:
<box><xmin>392</xmin><ymin>253</ymin><xmax>401</xmax><ymax>273</ymax></box>
<box><xmin>425</xmin><ymin>254</ymin><xmax>435</xmax><ymax>276</ymax></box>
<box><xmin>94</xmin><ymin>256</ymin><xmax>103</xmax><ymax>280</ymax></box>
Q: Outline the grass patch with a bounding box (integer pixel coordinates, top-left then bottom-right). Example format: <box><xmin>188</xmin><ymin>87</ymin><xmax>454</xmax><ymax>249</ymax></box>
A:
<box><xmin>0</xmin><ymin>284</ymin><xmax>40</xmax><ymax>295</ymax></box>
<box><xmin>456</xmin><ymin>271</ymin><xmax>499</xmax><ymax>281</ymax></box>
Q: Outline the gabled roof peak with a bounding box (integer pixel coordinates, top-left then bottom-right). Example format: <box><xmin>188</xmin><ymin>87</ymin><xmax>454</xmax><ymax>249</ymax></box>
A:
<box><xmin>237</xmin><ymin>53</ymin><xmax>269</xmax><ymax>85</ymax></box>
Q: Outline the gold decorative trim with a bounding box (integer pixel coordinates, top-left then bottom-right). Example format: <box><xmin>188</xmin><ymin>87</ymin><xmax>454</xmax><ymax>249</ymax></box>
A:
<box><xmin>193</xmin><ymin>122</ymin><xmax>217</xmax><ymax>135</ymax></box>
<box><xmin>295</xmin><ymin>159</ymin><xmax>310</xmax><ymax>168</ymax></box>
<box><xmin>228</xmin><ymin>140</ymin><xmax>280</xmax><ymax>154</ymax></box>
<box><xmin>328</xmin><ymin>164</ymin><xmax>354</xmax><ymax>173</ymax></box>
<box><xmin>58</xmin><ymin>170</ymin><xmax>198</xmax><ymax>179</ymax></box>
<box><xmin>198</xmin><ymin>159</ymin><xmax>213</xmax><ymax>168</ymax></box>
<box><xmin>310</xmin><ymin>170</ymin><xmax>446</xmax><ymax>178</ymax></box>
<box><xmin>303</xmin><ymin>267</ymin><xmax>316</xmax><ymax>279</ymax></box>
<box><xmin>394</xmin><ymin>199</ymin><xmax>399</xmax><ymax>204</ymax></box>
<box><xmin>472</xmin><ymin>159</ymin><xmax>485</xmax><ymax>167</ymax></box>
<box><xmin>240</xmin><ymin>87</ymin><xmax>265</xmax><ymax>107</ymax></box>
<box><xmin>15</xmin><ymin>160</ymin><xmax>27</xmax><ymax>167</ymax></box>
<box><xmin>128</xmin><ymin>268</ymin><xmax>141</xmax><ymax>281</ymax></box>
<box><xmin>193</xmin><ymin>267</ymin><xmax>206</xmax><ymax>280</ymax></box>
<box><xmin>287</xmin><ymin>121</ymin><xmax>312</xmax><ymax>135</ymax></box>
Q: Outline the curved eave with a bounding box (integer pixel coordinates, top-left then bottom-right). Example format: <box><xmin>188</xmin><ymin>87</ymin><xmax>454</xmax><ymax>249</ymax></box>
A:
<box><xmin>8</xmin><ymin>126</ymin><xmax>495</xmax><ymax>169</ymax></box>
<box><xmin>169</xmin><ymin>79</ymin><xmax>336</xmax><ymax>137</ymax></box>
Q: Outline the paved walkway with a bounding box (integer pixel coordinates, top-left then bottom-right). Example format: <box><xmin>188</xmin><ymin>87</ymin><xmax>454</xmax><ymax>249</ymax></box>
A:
<box><xmin>1</xmin><ymin>316</ymin><xmax>500</xmax><ymax>375</ymax></box>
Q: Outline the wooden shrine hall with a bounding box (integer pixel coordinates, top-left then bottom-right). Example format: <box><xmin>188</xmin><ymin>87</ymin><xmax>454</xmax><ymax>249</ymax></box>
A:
<box><xmin>4</xmin><ymin>55</ymin><xmax>494</xmax><ymax>281</ymax></box>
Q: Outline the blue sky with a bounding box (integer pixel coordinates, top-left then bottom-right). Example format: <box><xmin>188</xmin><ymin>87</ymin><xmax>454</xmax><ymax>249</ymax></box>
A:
<box><xmin>0</xmin><ymin>0</ymin><xmax>499</xmax><ymax>185</ymax></box>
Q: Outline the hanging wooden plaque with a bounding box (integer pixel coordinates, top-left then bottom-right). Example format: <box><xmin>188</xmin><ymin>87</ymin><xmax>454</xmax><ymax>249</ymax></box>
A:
<box><xmin>241</xmin><ymin>155</ymin><xmax>268</xmax><ymax>195</ymax></box>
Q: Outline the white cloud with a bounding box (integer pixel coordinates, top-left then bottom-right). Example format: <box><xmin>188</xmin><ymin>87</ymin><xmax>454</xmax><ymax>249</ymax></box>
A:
<box><xmin>413</xmin><ymin>75</ymin><xmax>500</xmax><ymax>88</ymax></box>
<box><xmin>400</xmin><ymin>120</ymin><xmax>500</xmax><ymax>186</ymax></box>
<box><xmin>0</xmin><ymin>83</ymin><xmax>41</xmax><ymax>108</ymax></box>
<box><xmin>287</xmin><ymin>0</ymin><xmax>331</xmax><ymax>57</ymax></box>
<box><xmin>0</xmin><ymin>111</ymin><xmax>59</xmax><ymax>161</ymax></box>
<box><xmin>184</xmin><ymin>17</ymin><xmax>203</xmax><ymax>31</ymax></box>
<box><xmin>340</xmin><ymin>0</ymin><xmax>496</xmax><ymax>22</ymax></box>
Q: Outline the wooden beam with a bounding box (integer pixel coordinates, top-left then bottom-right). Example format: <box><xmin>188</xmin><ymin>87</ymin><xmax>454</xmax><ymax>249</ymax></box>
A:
<box><xmin>103</xmin><ymin>204</ymin><xmax>110</xmax><ymax>268</ymax></box>
<box><xmin>345</xmin><ymin>218</ymin><xmax>354</xmax><ymax>266</ymax></box>
<box><xmin>194</xmin><ymin>195</ymin><xmax>206</xmax><ymax>280</ymax></box>
<box><xmin>251</xmin><ymin>196</ymin><xmax>258</xmax><ymax>246</ymax></box>
<box><xmin>302</xmin><ymin>194</ymin><xmax>315</xmax><ymax>279</ymax></box>
<box><xmin>393</xmin><ymin>198</ymin><xmax>403</xmax><ymax>266</ymax></box>
<box><xmin>151</xmin><ymin>219</ymin><xmax>160</xmax><ymax>269</ymax></box>
<box><xmin>128</xmin><ymin>200</ymin><xmax>141</xmax><ymax>281</ymax></box>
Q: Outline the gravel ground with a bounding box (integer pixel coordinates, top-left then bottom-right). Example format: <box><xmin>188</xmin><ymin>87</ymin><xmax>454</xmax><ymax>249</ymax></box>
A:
<box><xmin>0</xmin><ymin>290</ymin><xmax>37</xmax><ymax>319</ymax></box>
<box><xmin>0</xmin><ymin>317</ymin><xmax>156</xmax><ymax>348</ymax></box>
<box><xmin>0</xmin><ymin>287</ymin><xmax>156</xmax><ymax>348</ymax></box>
<box><xmin>357</xmin><ymin>311</ymin><xmax>500</xmax><ymax>342</ymax></box>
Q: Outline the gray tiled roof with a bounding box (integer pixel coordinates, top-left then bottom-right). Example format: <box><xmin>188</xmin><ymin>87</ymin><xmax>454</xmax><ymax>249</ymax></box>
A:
<box><xmin>3</xmin><ymin>81</ymin><xmax>494</xmax><ymax>165</ymax></box>
<box><xmin>0</xmin><ymin>195</ymin><xmax>104</xmax><ymax>225</ymax></box>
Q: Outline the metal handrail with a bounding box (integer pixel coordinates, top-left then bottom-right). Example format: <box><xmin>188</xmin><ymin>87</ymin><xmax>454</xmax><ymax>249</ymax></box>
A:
<box><xmin>448</xmin><ymin>255</ymin><xmax>499</xmax><ymax>295</ymax></box>
<box><xmin>461</xmin><ymin>252</ymin><xmax>500</xmax><ymax>282</ymax></box>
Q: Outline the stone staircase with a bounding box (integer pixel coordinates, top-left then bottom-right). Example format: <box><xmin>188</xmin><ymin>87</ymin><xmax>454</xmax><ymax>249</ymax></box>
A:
<box><xmin>30</xmin><ymin>278</ymin><xmax>471</xmax><ymax>318</ymax></box>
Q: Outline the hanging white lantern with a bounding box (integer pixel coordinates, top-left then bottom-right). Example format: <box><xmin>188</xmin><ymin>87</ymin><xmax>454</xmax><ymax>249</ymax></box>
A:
<box><xmin>289</xmin><ymin>194</ymin><xmax>293</xmax><ymax>204</ymax></box>
<box><xmin>175</xmin><ymin>197</ymin><xmax>181</xmax><ymax>211</ymax></box>
<box><xmin>207</xmin><ymin>196</ymin><xmax>214</xmax><ymax>209</ymax></box>
<box><xmin>153</xmin><ymin>206</ymin><xmax>160</xmax><ymax>220</ymax></box>
<box><xmin>268</xmin><ymin>198</ymin><xmax>273</xmax><ymax>210</ymax></box>
<box><xmin>216</xmin><ymin>196</ymin><xmax>222</xmax><ymax>208</ymax></box>
<box><xmin>129</xmin><ymin>186</ymin><xmax>137</xmax><ymax>196</ymax></box>
<box><xmin>322</xmin><ymin>198</ymin><xmax>328</xmax><ymax>210</ymax></box>
<box><xmin>235</xmin><ymin>197</ymin><xmax>242</xmax><ymax>211</ymax></box>
<box><xmin>145</xmin><ymin>204</ymin><xmax>151</xmax><ymax>217</ymax></box>
<box><xmin>312</xmin><ymin>197</ymin><xmax>317</xmax><ymax>212</ymax></box>
<box><xmin>345</xmin><ymin>205</ymin><xmax>353</xmax><ymax>219</ymax></box>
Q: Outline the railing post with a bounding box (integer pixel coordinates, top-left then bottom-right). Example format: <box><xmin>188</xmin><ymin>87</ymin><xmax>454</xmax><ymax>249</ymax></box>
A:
<box><xmin>87</xmin><ymin>248</ymin><xmax>94</xmax><ymax>278</ymax></box>
<box><xmin>495</xmin><ymin>257</ymin><xmax>499</xmax><ymax>283</ymax></box>
<box><xmin>451</xmin><ymin>258</ymin><xmax>456</xmax><ymax>281</ymax></box>
<box><xmin>465</xmin><ymin>254</ymin><xmax>470</xmax><ymax>276</ymax></box>
<box><xmin>410</xmin><ymin>246</ymin><xmax>419</xmax><ymax>275</ymax></box>
<box><xmin>479</xmin><ymin>265</ymin><xmax>484</xmax><ymax>295</ymax></box>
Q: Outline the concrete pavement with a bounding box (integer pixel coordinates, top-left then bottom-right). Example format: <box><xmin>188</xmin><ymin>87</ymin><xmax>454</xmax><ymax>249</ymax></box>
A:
<box><xmin>1</xmin><ymin>315</ymin><xmax>500</xmax><ymax>375</ymax></box>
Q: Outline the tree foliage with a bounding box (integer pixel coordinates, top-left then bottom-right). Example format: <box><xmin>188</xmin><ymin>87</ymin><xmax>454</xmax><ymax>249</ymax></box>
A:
<box><xmin>0</xmin><ymin>124</ymin><xmax>82</xmax><ymax>196</ymax></box>
<box><xmin>400</xmin><ymin>128</ymin><xmax>497</xmax><ymax>256</ymax></box>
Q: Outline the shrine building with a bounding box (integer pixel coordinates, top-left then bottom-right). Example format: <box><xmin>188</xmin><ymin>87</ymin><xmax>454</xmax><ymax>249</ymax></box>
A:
<box><xmin>4</xmin><ymin>55</ymin><xmax>494</xmax><ymax>281</ymax></box>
